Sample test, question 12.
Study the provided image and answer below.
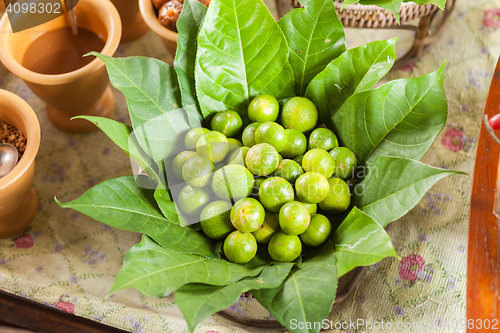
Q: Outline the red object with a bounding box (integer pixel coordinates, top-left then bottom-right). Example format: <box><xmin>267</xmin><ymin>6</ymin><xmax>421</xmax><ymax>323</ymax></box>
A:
<box><xmin>489</xmin><ymin>111</ymin><xmax>500</xmax><ymax>130</ymax></box>
<box><xmin>13</xmin><ymin>234</ymin><xmax>34</xmax><ymax>248</ymax></box>
<box><xmin>398</xmin><ymin>254</ymin><xmax>425</xmax><ymax>281</ymax></box>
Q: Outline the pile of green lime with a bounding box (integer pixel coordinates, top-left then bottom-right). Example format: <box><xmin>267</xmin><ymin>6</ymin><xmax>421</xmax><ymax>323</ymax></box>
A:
<box><xmin>172</xmin><ymin>95</ymin><xmax>357</xmax><ymax>264</ymax></box>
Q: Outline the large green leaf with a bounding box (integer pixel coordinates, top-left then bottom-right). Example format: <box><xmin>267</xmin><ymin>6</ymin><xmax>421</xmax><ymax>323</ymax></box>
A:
<box><xmin>332</xmin><ymin>63</ymin><xmax>447</xmax><ymax>165</ymax></box>
<box><xmin>111</xmin><ymin>235</ymin><xmax>263</xmax><ymax>297</ymax></box>
<box><xmin>278</xmin><ymin>0</ymin><xmax>345</xmax><ymax>96</ymax></box>
<box><xmin>252</xmin><ymin>243</ymin><xmax>337</xmax><ymax>333</ymax></box>
<box><xmin>353</xmin><ymin>157</ymin><xmax>463</xmax><ymax>227</ymax></box>
<box><xmin>175</xmin><ymin>263</ymin><xmax>293</xmax><ymax>331</ymax></box>
<box><xmin>333</xmin><ymin>207</ymin><xmax>399</xmax><ymax>277</ymax></box>
<box><xmin>174</xmin><ymin>0</ymin><xmax>207</xmax><ymax>112</ymax></box>
<box><xmin>195</xmin><ymin>0</ymin><xmax>294</xmax><ymax>120</ymax></box>
<box><xmin>56</xmin><ymin>176</ymin><xmax>219</xmax><ymax>258</ymax></box>
<box><xmin>90</xmin><ymin>53</ymin><xmax>187</xmax><ymax>161</ymax></box>
<box><xmin>305</xmin><ymin>38</ymin><xmax>396</xmax><ymax>124</ymax></box>
<box><xmin>154</xmin><ymin>186</ymin><xmax>179</xmax><ymax>223</ymax></box>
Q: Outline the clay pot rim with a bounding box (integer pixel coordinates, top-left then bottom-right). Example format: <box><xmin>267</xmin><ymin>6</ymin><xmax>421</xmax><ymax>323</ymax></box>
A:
<box><xmin>0</xmin><ymin>0</ymin><xmax>122</xmax><ymax>86</ymax></box>
<box><xmin>138</xmin><ymin>0</ymin><xmax>178</xmax><ymax>43</ymax></box>
<box><xmin>0</xmin><ymin>89</ymin><xmax>41</xmax><ymax>187</ymax></box>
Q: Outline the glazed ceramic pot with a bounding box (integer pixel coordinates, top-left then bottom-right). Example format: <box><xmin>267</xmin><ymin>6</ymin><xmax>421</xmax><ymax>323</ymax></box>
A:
<box><xmin>111</xmin><ymin>0</ymin><xmax>149</xmax><ymax>42</ymax></box>
<box><xmin>139</xmin><ymin>0</ymin><xmax>177</xmax><ymax>60</ymax></box>
<box><xmin>0</xmin><ymin>0</ymin><xmax>122</xmax><ymax>134</ymax></box>
<box><xmin>0</xmin><ymin>89</ymin><xmax>41</xmax><ymax>238</ymax></box>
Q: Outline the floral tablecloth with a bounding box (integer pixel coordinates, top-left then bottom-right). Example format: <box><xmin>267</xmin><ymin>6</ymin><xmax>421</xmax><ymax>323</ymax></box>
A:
<box><xmin>0</xmin><ymin>0</ymin><xmax>499</xmax><ymax>332</ymax></box>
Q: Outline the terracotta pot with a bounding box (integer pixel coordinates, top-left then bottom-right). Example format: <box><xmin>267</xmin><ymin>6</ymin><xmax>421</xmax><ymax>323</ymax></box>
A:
<box><xmin>0</xmin><ymin>89</ymin><xmax>41</xmax><ymax>238</ymax></box>
<box><xmin>138</xmin><ymin>0</ymin><xmax>177</xmax><ymax>60</ymax></box>
<box><xmin>0</xmin><ymin>0</ymin><xmax>122</xmax><ymax>134</ymax></box>
<box><xmin>111</xmin><ymin>0</ymin><xmax>149</xmax><ymax>43</ymax></box>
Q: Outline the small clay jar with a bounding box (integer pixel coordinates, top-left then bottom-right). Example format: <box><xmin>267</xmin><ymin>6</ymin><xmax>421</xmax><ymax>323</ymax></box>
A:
<box><xmin>0</xmin><ymin>89</ymin><xmax>41</xmax><ymax>238</ymax></box>
<box><xmin>0</xmin><ymin>0</ymin><xmax>122</xmax><ymax>134</ymax></box>
<box><xmin>111</xmin><ymin>0</ymin><xmax>149</xmax><ymax>43</ymax></box>
<box><xmin>139</xmin><ymin>0</ymin><xmax>178</xmax><ymax>61</ymax></box>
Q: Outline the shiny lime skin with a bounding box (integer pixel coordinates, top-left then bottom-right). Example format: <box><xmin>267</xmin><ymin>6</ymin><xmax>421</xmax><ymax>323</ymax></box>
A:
<box><xmin>252</xmin><ymin>212</ymin><xmax>280</xmax><ymax>243</ymax></box>
<box><xmin>245</xmin><ymin>143</ymin><xmax>279</xmax><ymax>176</ymax></box>
<box><xmin>295</xmin><ymin>172</ymin><xmax>330</xmax><ymax>204</ymax></box>
<box><xmin>258</xmin><ymin>177</ymin><xmax>294</xmax><ymax>213</ymax></box>
<box><xmin>242</xmin><ymin>122</ymin><xmax>261</xmax><ymax>147</ymax></box>
<box><xmin>224</xmin><ymin>231</ymin><xmax>257</xmax><ymax>264</ymax></box>
<box><xmin>172</xmin><ymin>150</ymin><xmax>198</xmax><ymax>179</ymax></box>
<box><xmin>308</xmin><ymin>128</ymin><xmax>339</xmax><ymax>151</ymax></box>
<box><xmin>200</xmin><ymin>201</ymin><xmax>235</xmax><ymax>240</ymax></box>
<box><xmin>319</xmin><ymin>177</ymin><xmax>351</xmax><ymax>214</ymax></box>
<box><xmin>268</xmin><ymin>231</ymin><xmax>302</xmax><ymax>262</ymax></box>
<box><xmin>302</xmin><ymin>148</ymin><xmax>335</xmax><ymax>179</ymax></box>
<box><xmin>330</xmin><ymin>147</ymin><xmax>358</xmax><ymax>180</ymax></box>
<box><xmin>299</xmin><ymin>200</ymin><xmax>317</xmax><ymax>216</ymax></box>
<box><xmin>251</xmin><ymin>177</ymin><xmax>265</xmax><ymax>198</ymax></box>
<box><xmin>254</xmin><ymin>121</ymin><xmax>287</xmax><ymax>152</ymax></box>
<box><xmin>281</xmin><ymin>129</ymin><xmax>307</xmax><ymax>158</ymax></box>
<box><xmin>230</xmin><ymin>198</ymin><xmax>265</xmax><ymax>233</ymax></box>
<box><xmin>196</xmin><ymin>131</ymin><xmax>229</xmax><ymax>163</ymax></box>
<box><xmin>299</xmin><ymin>214</ymin><xmax>331</xmax><ymax>246</ymax></box>
<box><xmin>210</xmin><ymin>110</ymin><xmax>243</xmax><ymax>138</ymax></box>
<box><xmin>248</xmin><ymin>94</ymin><xmax>279</xmax><ymax>123</ymax></box>
<box><xmin>177</xmin><ymin>185</ymin><xmax>211</xmax><ymax>216</ymax></box>
<box><xmin>272</xmin><ymin>159</ymin><xmax>304</xmax><ymax>183</ymax></box>
<box><xmin>281</xmin><ymin>97</ymin><xmax>318</xmax><ymax>133</ymax></box>
<box><xmin>185</xmin><ymin>127</ymin><xmax>210</xmax><ymax>150</ymax></box>
<box><xmin>279</xmin><ymin>201</ymin><xmax>311</xmax><ymax>235</ymax></box>
<box><xmin>212</xmin><ymin>164</ymin><xmax>254</xmax><ymax>201</ymax></box>
<box><xmin>227</xmin><ymin>147</ymin><xmax>250</xmax><ymax>166</ymax></box>
<box><xmin>182</xmin><ymin>156</ymin><xmax>214</xmax><ymax>187</ymax></box>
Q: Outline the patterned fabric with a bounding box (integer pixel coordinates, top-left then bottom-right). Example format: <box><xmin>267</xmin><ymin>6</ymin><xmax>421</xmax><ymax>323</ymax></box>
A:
<box><xmin>0</xmin><ymin>0</ymin><xmax>498</xmax><ymax>331</ymax></box>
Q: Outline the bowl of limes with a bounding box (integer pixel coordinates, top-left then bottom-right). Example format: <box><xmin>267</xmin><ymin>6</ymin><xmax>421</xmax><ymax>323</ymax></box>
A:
<box><xmin>57</xmin><ymin>0</ymin><xmax>461</xmax><ymax>331</ymax></box>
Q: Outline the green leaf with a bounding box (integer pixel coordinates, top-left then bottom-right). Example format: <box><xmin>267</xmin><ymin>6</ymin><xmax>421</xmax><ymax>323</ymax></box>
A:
<box><xmin>74</xmin><ymin>116</ymin><xmax>159</xmax><ymax>183</ymax></box>
<box><xmin>405</xmin><ymin>0</ymin><xmax>446</xmax><ymax>10</ymax></box>
<box><xmin>175</xmin><ymin>263</ymin><xmax>293</xmax><ymax>331</ymax></box>
<box><xmin>353</xmin><ymin>156</ymin><xmax>463</xmax><ymax>227</ymax></box>
<box><xmin>153</xmin><ymin>186</ymin><xmax>179</xmax><ymax>223</ymax></box>
<box><xmin>252</xmin><ymin>243</ymin><xmax>337</xmax><ymax>333</ymax></box>
<box><xmin>90</xmin><ymin>53</ymin><xmax>187</xmax><ymax>161</ymax></box>
<box><xmin>305</xmin><ymin>38</ymin><xmax>396</xmax><ymax>124</ymax></box>
<box><xmin>278</xmin><ymin>0</ymin><xmax>345</xmax><ymax>96</ymax></box>
<box><xmin>195</xmin><ymin>0</ymin><xmax>294</xmax><ymax>120</ymax></box>
<box><xmin>56</xmin><ymin>176</ymin><xmax>219</xmax><ymax>258</ymax></box>
<box><xmin>358</xmin><ymin>0</ymin><xmax>402</xmax><ymax>21</ymax></box>
<box><xmin>111</xmin><ymin>235</ymin><xmax>264</xmax><ymax>297</ymax></box>
<box><xmin>333</xmin><ymin>207</ymin><xmax>399</xmax><ymax>277</ymax></box>
<box><xmin>174</xmin><ymin>0</ymin><xmax>207</xmax><ymax>113</ymax></box>
<box><xmin>332</xmin><ymin>63</ymin><xmax>447</xmax><ymax>164</ymax></box>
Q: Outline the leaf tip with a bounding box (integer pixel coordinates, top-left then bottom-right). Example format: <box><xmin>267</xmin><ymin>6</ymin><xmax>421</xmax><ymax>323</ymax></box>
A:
<box><xmin>54</xmin><ymin>196</ymin><xmax>64</xmax><ymax>207</ymax></box>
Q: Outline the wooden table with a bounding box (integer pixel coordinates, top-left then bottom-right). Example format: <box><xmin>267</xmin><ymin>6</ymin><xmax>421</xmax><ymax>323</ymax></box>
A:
<box><xmin>468</xmin><ymin>56</ymin><xmax>500</xmax><ymax>330</ymax></box>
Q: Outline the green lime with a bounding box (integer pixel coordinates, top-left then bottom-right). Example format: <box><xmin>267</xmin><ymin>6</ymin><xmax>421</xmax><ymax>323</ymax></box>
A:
<box><xmin>172</xmin><ymin>150</ymin><xmax>198</xmax><ymax>179</ymax></box>
<box><xmin>248</xmin><ymin>94</ymin><xmax>279</xmax><ymax>123</ymax></box>
<box><xmin>295</xmin><ymin>172</ymin><xmax>329</xmax><ymax>204</ymax></box>
<box><xmin>200</xmin><ymin>201</ymin><xmax>235</xmax><ymax>240</ymax></box>
<box><xmin>268</xmin><ymin>231</ymin><xmax>302</xmax><ymax>262</ymax></box>
<box><xmin>182</xmin><ymin>156</ymin><xmax>214</xmax><ymax>187</ymax></box>
<box><xmin>245</xmin><ymin>143</ymin><xmax>279</xmax><ymax>176</ymax></box>
<box><xmin>330</xmin><ymin>147</ymin><xmax>358</xmax><ymax>180</ymax></box>
<box><xmin>302</xmin><ymin>148</ymin><xmax>335</xmax><ymax>179</ymax></box>
<box><xmin>251</xmin><ymin>177</ymin><xmax>266</xmax><ymax>198</ymax></box>
<box><xmin>293</xmin><ymin>154</ymin><xmax>304</xmax><ymax>165</ymax></box>
<box><xmin>230</xmin><ymin>198</ymin><xmax>265</xmax><ymax>233</ymax></box>
<box><xmin>319</xmin><ymin>177</ymin><xmax>351</xmax><ymax>214</ymax></box>
<box><xmin>227</xmin><ymin>147</ymin><xmax>250</xmax><ymax>166</ymax></box>
<box><xmin>185</xmin><ymin>127</ymin><xmax>210</xmax><ymax>150</ymax></box>
<box><xmin>278</xmin><ymin>154</ymin><xmax>283</xmax><ymax>162</ymax></box>
<box><xmin>210</xmin><ymin>110</ymin><xmax>243</xmax><ymax>138</ymax></box>
<box><xmin>252</xmin><ymin>212</ymin><xmax>280</xmax><ymax>243</ymax></box>
<box><xmin>297</xmin><ymin>198</ymin><xmax>317</xmax><ymax>216</ymax></box>
<box><xmin>281</xmin><ymin>97</ymin><xmax>318</xmax><ymax>133</ymax></box>
<box><xmin>272</xmin><ymin>159</ymin><xmax>304</xmax><ymax>183</ymax></box>
<box><xmin>227</xmin><ymin>138</ymin><xmax>243</xmax><ymax>152</ymax></box>
<box><xmin>196</xmin><ymin>131</ymin><xmax>229</xmax><ymax>163</ymax></box>
<box><xmin>258</xmin><ymin>177</ymin><xmax>294</xmax><ymax>212</ymax></box>
<box><xmin>177</xmin><ymin>185</ymin><xmax>211</xmax><ymax>216</ymax></box>
<box><xmin>279</xmin><ymin>201</ymin><xmax>310</xmax><ymax>235</ymax></box>
<box><xmin>242</xmin><ymin>122</ymin><xmax>261</xmax><ymax>147</ymax></box>
<box><xmin>280</xmin><ymin>129</ymin><xmax>307</xmax><ymax>158</ymax></box>
<box><xmin>308</xmin><ymin>128</ymin><xmax>338</xmax><ymax>151</ymax></box>
<box><xmin>299</xmin><ymin>214</ymin><xmax>332</xmax><ymax>246</ymax></box>
<box><xmin>211</xmin><ymin>164</ymin><xmax>254</xmax><ymax>201</ymax></box>
<box><xmin>254</xmin><ymin>121</ymin><xmax>287</xmax><ymax>152</ymax></box>
<box><xmin>224</xmin><ymin>231</ymin><xmax>257</xmax><ymax>264</ymax></box>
